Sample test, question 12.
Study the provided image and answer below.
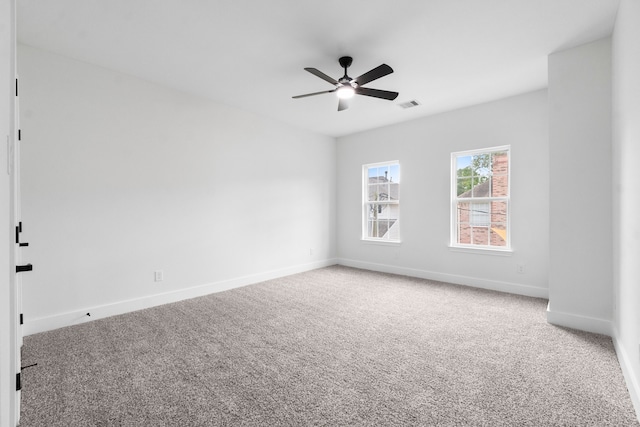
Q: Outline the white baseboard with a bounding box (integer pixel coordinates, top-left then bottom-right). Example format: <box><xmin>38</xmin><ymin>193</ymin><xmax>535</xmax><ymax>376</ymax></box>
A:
<box><xmin>337</xmin><ymin>258</ymin><xmax>548</xmax><ymax>299</ymax></box>
<box><xmin>545</xmin><ymin>303</ymin><xmax>613</xmax><ymax>336</ymax></box>
<box><xmin>24</xmin><ymin>258</ymin><xmax>338</xmax><ymax>336</ymax></box>
<box><xmin>613</xmin><ymin>333</ymin><xmax>640</xmax><ymax>423</ymax></box>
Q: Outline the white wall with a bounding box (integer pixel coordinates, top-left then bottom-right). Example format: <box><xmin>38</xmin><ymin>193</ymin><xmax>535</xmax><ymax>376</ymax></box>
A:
<box><xmin>547</xmin><ymin>38</ymin><xmax>612</xmax><ymax>335</ymax></box>
<box><xmin>336</xmin><ymin>90</ymin><xmax>549</xmax><ymax>298</ymax></box>
<box><xmin>18</xmin><ymin>45</ymin><xmax>337</xmax><ymax>334</ymax></box>
<box><xmin>612</xmin><ymin>0</ymin><xmax>640</xmax><ymax>417</ymax></box>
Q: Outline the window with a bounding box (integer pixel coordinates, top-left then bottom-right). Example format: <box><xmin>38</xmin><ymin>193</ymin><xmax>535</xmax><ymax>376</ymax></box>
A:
<box><xmin>451</xmin><ymin>147</ymin><xmax>510</xmax><ymax>250</ymax></box>
<box><xmin>363</xmin><ymin>161</ymin><xmax>400</xmax><ymax>242</ymax></box>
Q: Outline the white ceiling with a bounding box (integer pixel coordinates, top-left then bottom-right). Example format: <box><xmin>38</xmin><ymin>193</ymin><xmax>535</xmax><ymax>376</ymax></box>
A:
<box><xmin>17</xmin><ymin>0</ymin><xmax>620</xmax><ymax>138</ymax></box>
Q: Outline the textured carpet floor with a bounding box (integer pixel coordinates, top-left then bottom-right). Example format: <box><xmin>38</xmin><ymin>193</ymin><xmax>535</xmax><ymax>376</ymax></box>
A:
<box><xmin>20</xmin><ymin>266</ymin><xmax>638</xmax><ymax>426</ymax></box>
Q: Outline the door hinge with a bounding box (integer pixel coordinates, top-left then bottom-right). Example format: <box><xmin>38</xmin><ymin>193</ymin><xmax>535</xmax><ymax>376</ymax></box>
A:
<box><xmin>15</xmin><ymin>78</ymin><xmax>18</xmax><ymax>97</ymax></box>
<box><xmin>16</xmin><ymin>373</ymin><xmax>21</xmax><ymax>391</ymax></box>
<box><xmin>20</xmin><ymin>313</ymin><xmax>23</xmax><ymax>325</ymax></box>
<box><xmin>16</xmin><ymin>222</ymin><xmax>29</xmax><ymax>246</ymax></box>
<box><xmin>18</xmin><ymin>129</ymin><xmax>21</xmax><ymax>141</ymax></box>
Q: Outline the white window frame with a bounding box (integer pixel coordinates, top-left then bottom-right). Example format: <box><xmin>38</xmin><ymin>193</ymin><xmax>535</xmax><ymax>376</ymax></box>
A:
<box><xmin>450</xmin><ymin>146</ymin><xmax>511</xmax><ymax>252</ymax></box>
<box><xmin>362</xmin><ymin>161</ymin><xmax>400</xmax><ymax>243</ymax></box>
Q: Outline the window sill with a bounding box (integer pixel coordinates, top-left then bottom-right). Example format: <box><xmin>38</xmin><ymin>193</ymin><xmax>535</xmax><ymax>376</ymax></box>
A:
<box><xmin>361</xmin><ymin>239</ymin><xmax>402</xmax><ymax>247</ymax></box>
<box><xmin>448</xmin><ymin>245</ymin><xmax>513</xmax><ymax>256</ymax></box>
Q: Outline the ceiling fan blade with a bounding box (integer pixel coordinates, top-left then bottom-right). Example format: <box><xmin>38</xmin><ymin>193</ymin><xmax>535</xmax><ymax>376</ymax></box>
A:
<box><xmin>353</xmin><ymin>64</ymin><xmax>393</xmax><ymax>86</ymax></box>
<box><xmin>355</xmin><ymin>87</ymin><xmax>399</xmax><ymax>101</ymax></box>
<box><xmin>338</xmin><ymin>98</ymin><xmax>349</xmax><ymax>111</ymax></box>
<box><xmin>304</xmin><ymin>67</ymin><xmax>339</xmax><ymax>85</ymax></box>
<box><xmin>292</xmin><ymin>89</ymin><xmax>336</xmax><ymax>99</ymax></box>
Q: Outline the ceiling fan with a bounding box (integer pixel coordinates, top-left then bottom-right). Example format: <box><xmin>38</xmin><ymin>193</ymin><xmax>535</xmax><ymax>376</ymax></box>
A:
<box><xmin>292</xmin><ymin>56</ymin><xmax>399</xmax><ymax>111</ymax></box>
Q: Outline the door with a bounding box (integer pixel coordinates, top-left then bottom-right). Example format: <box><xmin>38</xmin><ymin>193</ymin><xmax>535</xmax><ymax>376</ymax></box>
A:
<box><xmin>12</xmin><ymin>75</ymin><xmax>32</xmax><ymax>424</ymax></box>
<box><xmin>10</xmin><ymin>75</ymin><xmax>24</xmax><ymax>425</ymax></box>
<box><xmin>2</xmin><ymin>2</ymin><xmax>21</xmax><ymax>424</ymax></box>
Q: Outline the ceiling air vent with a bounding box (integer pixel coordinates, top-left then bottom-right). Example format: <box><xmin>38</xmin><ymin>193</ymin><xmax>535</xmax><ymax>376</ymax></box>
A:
<box><xmin>398</xmin><ymin>100</ymin><xmax>420</xmax><ymax>109</ymax></box>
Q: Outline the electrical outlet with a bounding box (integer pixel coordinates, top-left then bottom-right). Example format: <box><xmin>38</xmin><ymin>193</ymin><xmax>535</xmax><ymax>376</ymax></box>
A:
<box><xmin>154</xmin><ymin>270</ymin><xmax>163</xmax><ymax>282</ymax></box>
<box><xmin>516</xmin><ymin>264</ymin><xmax>525</xmax><ymax>274</ymax></box>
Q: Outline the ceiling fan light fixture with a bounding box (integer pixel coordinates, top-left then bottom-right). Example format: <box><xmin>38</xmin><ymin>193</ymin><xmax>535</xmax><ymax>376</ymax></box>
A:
<box><xmin>336</xmin><ymin>85</ymin><xmax>355</xmax><ymax>99</ymax></box>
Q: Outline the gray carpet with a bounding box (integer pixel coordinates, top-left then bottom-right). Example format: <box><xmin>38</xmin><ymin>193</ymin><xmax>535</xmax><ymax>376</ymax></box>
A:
<box><xmin>20</xmin><ymin>266</ymin><xmax>639</xmax><ymax>426</ymax></box>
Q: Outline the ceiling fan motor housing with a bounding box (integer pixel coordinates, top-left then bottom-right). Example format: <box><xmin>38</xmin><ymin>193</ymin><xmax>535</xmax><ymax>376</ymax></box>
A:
<box><xmin>339</xmin><ymin>56</ymin><xmax>353</xmax><ymax>69</ymax></box>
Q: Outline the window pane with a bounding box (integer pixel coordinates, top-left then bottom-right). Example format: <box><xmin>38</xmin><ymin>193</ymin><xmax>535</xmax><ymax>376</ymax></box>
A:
<box><xmin>471</xmin><ymin>176</ymin><xmax>490</xmax><ymax>198</ymax></box>
<box><xmin>492</xmin><ymin>152</ymin><xmax>509</xmax><ymax>175</ymax></box>
<box><xmin>458</xmin><ymin>224</ymin><xmax>471</xmax><ymax>244</ymax></box>
<box><xmin>457</xmin><ymin>201</ymin><xmax>471</xmax><ymax>224</ymax></box>
<box><xmin>367</xmin><ymin>167</ymin><xmax>376</xmax><ymax>201</ymax></box>
<box><xmin>378</xmin><ymin>166</ymin><xmax>389</xmax><ymax>182</ymax></box>
<box><xmin>367</xmin><ymin>184</ymin><xmax>377</xmax><ymax>201</ymax></box>
<box><xmin>472</xmin><ymin>226</ymin><xmax>489</xmax><ymax>245</ymax></box>
<box><xmin>388</xmin><ymin>164</ymin><xmax>400</xmax><ymax>183</ymax></box>
<box><xmin>368</xmin><ymin>218</ymin><xmax>383</xmax><ymax>238</ymax></box>
<box><xmin>490</xmin><ymin>201</ymin><xmax>507</xmax><ymax>223</ymax></box>
<box><xmin>473</xmin><ymin>153</ymin><xmax>491</xmax><ymax>178</ymax></box>
<box><xmin>378</xmin><ymin>203</ymin><xmax>389</xmax><ymax>219</ymax></box>
<box><xmin>492</xmin><ymin>174</ymin><xmax>508</xmax><ymax>197</ymax></box>
<box><xmin>457</xmin><ymin>178</ymin><xmax>472</xmax><ymax>197</ymax></box>
<box><xmin>387</xmin><ymin>219</ymin><xmax>400</xmax><ymax>240</ymax></box>
<box><xmin>379</xmin><ymin>183</ymin><xmax>390</xmax><ymax>201</ymax></box>
<box><xmin>491</xmin><ymin>151</ymin><xmax>509</xmax><ymax>196</ymax></box>
<box><xmin>367</xmin><ymin>203</ymin><xmax>379</xmax><ymax>220</ymax></box>
<box><xmin>369</xmin><ymin>183</ymin><xmax>384</xmax><ymax>202</ymax></box>
<box><xmin>367</xmin><ymin>220</ymin><xmax>376</xmax><ymax>238</ymax></box>
<box><xmin>470</xmin><ymin>202</ymin><xmax>490</xmax><ymax>226</ymax></box>
<box><xmin>389</xmin><ymin>181</ymin><xmax>399</xmax><ymax>201</ymax></box>
<box><xmin>490</xmin><ymin>224</ymin><xmax>507</xmax><ymax>246</ymax></box>
<box><xmin>367</xmin><ymin>183</ymin><xmax>384</xmax><ymax>202</ymax></box>
<box><xmin>379</xmin><ymin>220</ymin><xmax>390</xmax><ymax>238</ymax></box>
<box><xmin>457</xmin><ymin>156</ymin><xmax>472</xmax><ymax>176</ymax></box>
